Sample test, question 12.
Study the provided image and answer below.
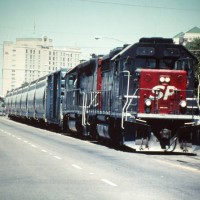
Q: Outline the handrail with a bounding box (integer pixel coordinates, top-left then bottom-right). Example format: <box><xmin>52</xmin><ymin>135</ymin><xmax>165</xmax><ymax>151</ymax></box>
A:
<box><xmin>198</xmin><ymin>75</ymin><xmax>200</xmax><ymax>108</ymax></box>
<box><xmin>88</xmin><ymin>92</ymin><xmax>99</xmax><ymax>108</ymax></box>
<box><xmin>125</xmin><ymin>96</ymin><xmax>137</xmax><ymax>120</ymax></box>
<box><xmin>81</xmin><ymin>92</ymin><xmax>86</xmax><ymax>126</ymax></box>
<box><xmin>81</xmin><ymin>91</ymin><xmax>96</xmax><ymax>127</ymax></box>
<box><xmin>121</xmin><ymin>89</ymin><xmax>139</xmax><ymax>129</ymax></box>
<box><xmin>81</xmin><ymin>91</ymin><xmax>100</xmax><ymax>127</ymax></box>
<box><xmin>121</xmin><ymin>89</ymin><xmax>138</xmax><ymax>129</ymax></box>
<box><xmin>120</xmin><ymin>71</ymin><xmax>130</xmax><ymax>129</ymax></box>
<box><xmin>121</xmin><ymin>97</ymin><xmax>130</xmax><ymax>129</ymax></box>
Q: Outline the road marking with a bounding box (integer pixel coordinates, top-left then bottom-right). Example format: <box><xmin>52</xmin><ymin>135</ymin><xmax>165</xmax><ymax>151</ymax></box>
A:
<box><xmin>54</xmin><ymin>156</ymin><xmax>62</xmax><ymax>160</ymax></box>
<box><xmin>41</xmin><ymin>149</ymin><xmax>47</xmax><ymax>153</ymax></box>
<box><xmin>0</xmin><ymin>127</ymin><xmax>65</xmax><ymax>163</ymax></box>
<box><xmin>101</xmin><ymin>179</ymin><xmax>117</xmax><ymax>187</ymax></box>
<box><xmin>72</xmin><ymin>164</ymin><xmax>82</xmax><ymax>170</ymax></box>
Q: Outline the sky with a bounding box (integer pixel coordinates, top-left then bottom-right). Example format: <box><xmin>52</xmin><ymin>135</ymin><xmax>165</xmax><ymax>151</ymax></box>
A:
<box><xmin>0</xmin><ymin>0</ymin><xmax>200</xmax><ymax>94</ymax></box>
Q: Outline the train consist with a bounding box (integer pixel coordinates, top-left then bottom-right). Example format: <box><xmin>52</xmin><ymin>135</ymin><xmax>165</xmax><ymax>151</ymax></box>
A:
<box><xmin>5</xmin><ymin>38</ymin><xmax>200</xmax><ymax>153</ymax></box>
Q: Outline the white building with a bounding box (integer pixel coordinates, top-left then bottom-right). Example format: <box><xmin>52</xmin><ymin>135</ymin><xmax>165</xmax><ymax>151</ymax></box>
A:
<box><xmin>173</xmin><ymin>26</ymin><xmax>200</xmax><ymax>45</ymax></box>
<box><xmin>2</xmin><ymin>36</ymin><xmax>81</xmax><ymax>95</ymax></box>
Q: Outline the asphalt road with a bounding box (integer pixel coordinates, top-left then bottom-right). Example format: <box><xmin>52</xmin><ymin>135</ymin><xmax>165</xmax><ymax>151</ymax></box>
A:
<box><xmin>0</xmin><ymin>117</ymin><xmax>200</xmax><ymax>200</ymax></box>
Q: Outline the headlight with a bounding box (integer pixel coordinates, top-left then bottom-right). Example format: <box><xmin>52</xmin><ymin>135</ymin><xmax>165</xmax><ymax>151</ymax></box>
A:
<box><xmin>165</xmin><ymin>77</ymin><xmax>170</xmax><ymax>83</ymax></box>
<box><xmin>145</xmin><ymin>99</ymin><xmax>152</xmax><ymax>106</ymax></box>
<box><xmin>160</xmin><ymin>77</ymin><xmax>165</xmax><ymax>83</ymax></box>
<box><xmin>180</xmin><ymin>100</ymin><xmax>187</xmax><ymax>108</ymax></box>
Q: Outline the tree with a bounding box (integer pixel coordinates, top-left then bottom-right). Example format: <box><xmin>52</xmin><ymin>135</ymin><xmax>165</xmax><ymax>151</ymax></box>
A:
<box><xmin>0</xmin><ymin>96</ymin><xmax>5</xmax><ymax>108</ymax></box>
<box><xmin>185</xmin><ymin>38</ymin><xmax>200</xmax><ymax>78</ymax></box>
<box><xmin>21</xmin><ymin>82</ymin><xmax>29</xmax><ymax>87</ymax></box>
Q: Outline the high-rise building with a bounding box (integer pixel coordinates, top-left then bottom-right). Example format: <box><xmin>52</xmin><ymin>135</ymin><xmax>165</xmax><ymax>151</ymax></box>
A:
<box><xmin>2</xmin><ymin>36</ymin><xmax>81</xmax><ymax>95</ymax></box>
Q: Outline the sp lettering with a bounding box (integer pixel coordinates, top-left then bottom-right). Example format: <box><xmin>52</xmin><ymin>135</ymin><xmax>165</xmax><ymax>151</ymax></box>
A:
<box><xmin>149</xmin><ymin>85</ymin><xmax>177</xmax><ymax>100</ymax></box>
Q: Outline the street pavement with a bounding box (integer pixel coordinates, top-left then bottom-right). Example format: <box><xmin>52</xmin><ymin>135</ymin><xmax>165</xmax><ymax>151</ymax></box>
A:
<box><xmin>0</xmin><ymin>117</ymin><xmax>200</xmax><ymax>200</ymax></box>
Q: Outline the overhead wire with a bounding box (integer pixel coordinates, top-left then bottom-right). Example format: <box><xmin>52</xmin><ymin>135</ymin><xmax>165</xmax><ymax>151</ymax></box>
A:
<box><xmin>77</xmin><ymin>0</ymin><xmax>200</xmax><ymax>12</ymax></box>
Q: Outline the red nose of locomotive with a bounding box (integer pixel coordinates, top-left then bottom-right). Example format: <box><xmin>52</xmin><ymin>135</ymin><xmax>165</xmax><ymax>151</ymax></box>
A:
<box><xmin>139</xmin><ymin>69</ymin><xmax>187</xmax><ymax>114</ymax></box>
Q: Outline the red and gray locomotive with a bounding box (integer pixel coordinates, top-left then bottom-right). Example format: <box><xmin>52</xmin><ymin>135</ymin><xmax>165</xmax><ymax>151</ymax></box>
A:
<box><xmin>63</xmin><ymin>37</ymin><xmax>200</xmax><ymax>152</ymax></box>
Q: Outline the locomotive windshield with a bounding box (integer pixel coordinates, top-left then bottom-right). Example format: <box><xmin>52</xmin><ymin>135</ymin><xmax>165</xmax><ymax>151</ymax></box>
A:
<box><xmin>133</xmin><ymin>58</ymin><xmax>177</xmax><ymax>70</ymax></box>
<box><xmin>126</xmin><ymin>57</ymin><xmax>194</xmax><ymax>76</ymax></box>
<box><xmin>134</xmin><ymin>58</ymin><xmax>156</xmax><ymax>69</ymax></box>
<box><xmin>131</xmin><ymin>45</ymin><xmax>195</xmax><ymax>72</ymax></box>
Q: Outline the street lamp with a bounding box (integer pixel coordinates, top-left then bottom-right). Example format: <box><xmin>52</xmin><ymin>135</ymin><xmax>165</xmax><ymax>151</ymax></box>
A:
<box><xmin>94</xmin><ymin>36</ymin><xmax>127</xmax><ymax>44</ymax></box>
